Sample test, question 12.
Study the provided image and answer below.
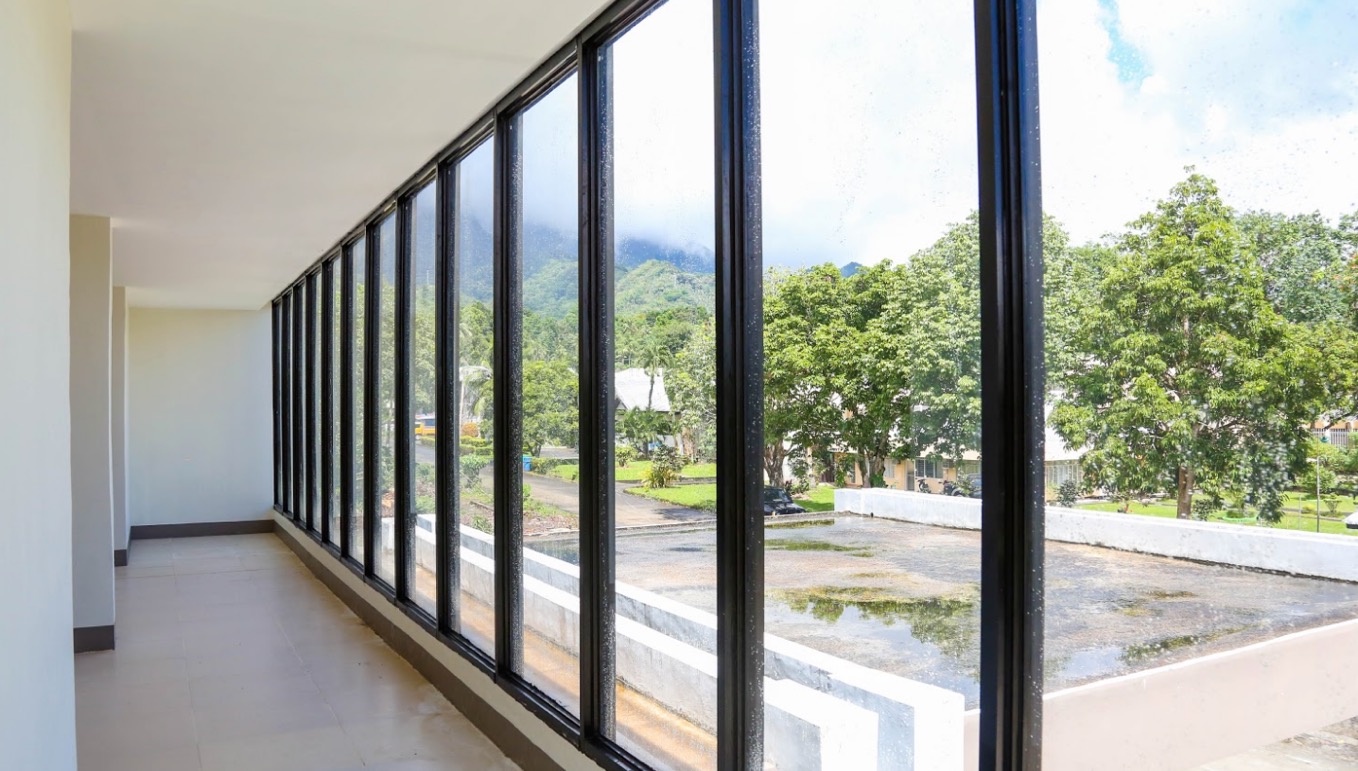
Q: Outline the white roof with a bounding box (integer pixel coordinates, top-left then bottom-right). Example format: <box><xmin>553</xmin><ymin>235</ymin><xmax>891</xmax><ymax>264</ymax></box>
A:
<box><xmin>615</xmin><ymin>368</ymin><xmax>671</xmax><ymax>412</ymax></box>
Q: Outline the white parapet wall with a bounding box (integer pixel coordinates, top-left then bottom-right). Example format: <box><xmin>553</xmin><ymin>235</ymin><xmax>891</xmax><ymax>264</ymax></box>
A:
<box><xmin>405</xmin><ymin>516</ymin><xmax>962</xmax><ymax>770</ymax></box>
<box><xmin>961</xmin><ymin>618</ymin><xmax>1358</xmax><ymax>770</ymax></box>
<box><xmin>835</xmin><ymin>488</ymin><xmax>1358</xmax><ymax>583</ymax></box>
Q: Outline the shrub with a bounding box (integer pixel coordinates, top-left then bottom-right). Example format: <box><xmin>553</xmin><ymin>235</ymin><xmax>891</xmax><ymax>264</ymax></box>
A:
<box><xmin>461</xmin><ymin>454</ymin><xmax>490</xmax><ymax>489</ymax></box>
<box><xmin>616</xmin><ymin>445</ymin><xmax>638</xmax><ymax>468</ymax></box>
<box><xmin>461</xmin><ymin>422</ymin><xmax>480</xmax><ymax>438</ymax></box>
<box><xmin>644</xmin><ymin>446</ymin><xmax>683</xmax><ymax>489</ymax></box>
<box><xmin>1324</xmin><ymin>495</ymin><xmax>1342</xmax><ymax>516</ymax></box>
<box><xmin>1057</xmin><ymin>480</ymin><xmax>1079</xmax><ymax>508</ymax></box>
<box><xmin>529</xmin><ymin>457</ymin><xmax>572</xmax><ymax>474</ymax></box>
<box><xmin>471</xmin><ymin>513</ymin><xmax>492</xmax><ymax>533</ymax></box>
<box><xmin>1190</xmin><ymin>496</ymin><xmax>1217</xmax><ymax>521</ymax></box>
<box><xmin>415</xmin><ymin>494</ymin><xmax>435</xmax><ymax>513</ymax></box>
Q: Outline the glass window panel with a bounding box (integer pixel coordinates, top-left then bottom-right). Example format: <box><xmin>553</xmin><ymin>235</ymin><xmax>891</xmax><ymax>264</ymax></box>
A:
<box><xmin>329</xmin><ymin>259</ymin><xmax>341</xmax><ymax>544</ymax></box>
<box><xmin>281</xmin><ymin>294</ymin><xmax>292</xmax><ymax>512</ymax></box>
<box><xmin>411</xmin><ymin>182</ymin><xmax>438</xmax><ymax>616</ymax></box>
<box><xmin>606</xmin><ymin>0</ymin><xmax>717</xmax><ymax>765</ymax></box>
<box><xmin>1038</xmin><ymin>1</ymin><xmax>1358</xmax><ymax>766</ymax></box>
<box><xmin>274</xmin><ymin>303</ymin><xmax>283</xmax><ymax>508</ymax></box>
<box><xmin>310</xmin><ymin>273</ymin><xmax>321</xmax><ymax>531</ymax></box>
<box><xmin>517</xmin><ymin>73</ymin><xmax>581</xmax><ymax>714</ymax></box>
<box><xmin>351</xmin><ymin>237</ymin><xmax>367</xmax><ymax>564</ymax></box>
<box><xmin>375</xmin><ymin>214</ymin><xmax>398</xmax><ymax>586</ymax></box>
<box><xmin>293</xmin><ymin>287</ymin><xmax>306</xmax><ymax>520</ymax></box>
<box><xmin>456</xmin><ymin>139</ymin><xmax>496</xmax><ymax>655</ymax></box>
<box><xmin>760</xmin><ymin>0</ymin><xmax>981</xmax><ymax>768</ymax></box>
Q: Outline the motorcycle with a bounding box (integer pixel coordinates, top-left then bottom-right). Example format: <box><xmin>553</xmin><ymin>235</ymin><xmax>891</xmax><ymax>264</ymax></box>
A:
<box><xmin>916</xmin><ymin>478</ymin><xmax>932</xmax><ymax>494</ymax></box>
<box><xmin>941</xmin><ymin>479</ymin><xmax>970</xmax><ymax>497</ymax></box>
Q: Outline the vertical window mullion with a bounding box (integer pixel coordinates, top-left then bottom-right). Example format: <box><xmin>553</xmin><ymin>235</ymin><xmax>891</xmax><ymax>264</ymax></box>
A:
<box><xmin>305</xmin><ymin>274</ymin><xmax>318</xmax><ymax>531</ymax></box>
<box><xmin>273</xmin><ymin>302</ymin><xmax>282</xmax><ymax>509</ymax></box>
<box><xmin>974</xmin><ymin>0</ymin><xmax>1046</xmax><ymax>767</ymax></box>
<box><xmin>396</xmin><ymin>196</ymin><xmax>415</xmax><ymax>602</ymax></box>
<box><xmin>578</xmin><ymin>35</ymin><xmax>616</xmax><ymax>744</ymax></box>
<box><xmin>341</xmin><ymin>243</ymin><xmax>357</xmax><ymax>561</ymax></box>
<box><xmin>282</xmin><ymin>294</ymin><xmax>292</xmax><ymax>515</ymax></box>
<box><xmin>493</xmin><ymin>112</ymin><xmax>525</xmax><ymax>675</ymax></box>
<box><xmin>293</xmin><ymin>287</ymin><xmax>306</xmax><ymax>521</ymax></box>
<box><xmin>364</xmin><ymin>224</ymin><xmax>381</xmax><ymax>578</ymax></box>
<box><xmin>322</xmin><ymin>260</ymin><xmax>335</xmax><ymax>545</ymax></box>
<box><xmin>437</xmin><ymin>161</ymin><xmax>460</xmax><ymax>634</ymax></box>
<box><xmin>712</xmin><ymin>0</ymin><xmax>764</xmax><ymax>767</ymax></box>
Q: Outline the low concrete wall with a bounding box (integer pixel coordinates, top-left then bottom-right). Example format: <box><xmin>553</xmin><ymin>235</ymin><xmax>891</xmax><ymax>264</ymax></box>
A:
<box><xmin>835</xmin><ymin>488</ymin><xmax>1358</xmax><ymax>582</ymax></box>
<box><xmin>962</xmin><ymin>618</ymin><xmax>1358</xmax><ymax>770</ymax></box>
<box><xmin>404</xmin><ymin>517</ymin><xmax>958</xmax><ymax>770</ymax></box>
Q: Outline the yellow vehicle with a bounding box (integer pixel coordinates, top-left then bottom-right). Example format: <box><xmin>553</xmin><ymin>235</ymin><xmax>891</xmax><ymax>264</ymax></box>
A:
<box><xmin>414</xmin><ymin>414</ymin><xmax>436</xmax><ymax>436</ymax></box>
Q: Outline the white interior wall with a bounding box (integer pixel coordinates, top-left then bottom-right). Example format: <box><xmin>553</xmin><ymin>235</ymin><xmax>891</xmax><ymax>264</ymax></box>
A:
<box><xmin>112</xmin><ymin>286</ymin><xmax>129</xmax><ymax>551</ymax></box>
<box><xmin>0</xmin><ymin>0</ymin><xmax>76</xmax><ymax>768</ymax></box>
<box><xmin>69</xmin><ymin>215</ymin><xmax>115</xmax><ymax>631</ymax></box>
<box><xmin>128</xmin><ymin>308</ymin><xmax>272</xmax><ymax>525</ymax></box>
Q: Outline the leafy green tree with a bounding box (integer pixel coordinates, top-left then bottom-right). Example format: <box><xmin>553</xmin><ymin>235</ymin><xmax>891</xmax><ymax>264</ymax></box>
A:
<box><xmin>1240</xmin><ymin>210</ymin><xmax>1357</xmax><ymax>326</ymax></box>
<box><xmin>762</xmin><ymin>265</ymin><xmax>847</xmax><ymax>486</ymax></box>
<box><xmin>412</xmin><ymin>289</ymin><xmax>436</xmax><ymax>415</ymax></box>
<box><xmin>832</xmin><ymin>261</ymin><xmax>909</xmax><ymax>486</ymax></box>
<box><xmin>667</xmin><ymin>318</ymin><xmax>717</xmax><ymax>461</ymax></box>
<box><xmin>617</xmin><ymin>407</ymin><xmax>671</xmax><ymax>457</ymax></box>
<box><xmin>1051</xmin><ymin>173</ymin><xmax>1329</xmax><ymax>518</ymax></box>
<box><xmin>522</xmin><ymin>359</ymin><xmax>578</xmax><ymax>456</ymax></box>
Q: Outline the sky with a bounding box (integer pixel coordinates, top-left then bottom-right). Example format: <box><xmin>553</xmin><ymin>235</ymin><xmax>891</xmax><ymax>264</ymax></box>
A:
<box><xmin>442</xmin><ymin>0</ymin><xmax>1358</xmax><ymax>270</ymax></box>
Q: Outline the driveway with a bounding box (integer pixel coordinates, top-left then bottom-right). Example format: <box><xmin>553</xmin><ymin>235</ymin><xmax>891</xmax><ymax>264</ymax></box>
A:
<box><xmin>413</xmin><ymin>442</ymin><xmax>706</xmax><ymax>527</ymax></box>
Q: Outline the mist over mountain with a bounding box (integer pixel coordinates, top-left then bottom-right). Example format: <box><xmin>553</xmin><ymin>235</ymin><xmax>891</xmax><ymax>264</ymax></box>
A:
<box><xmin>418</xmin><ymin>219</ymin><xmax>715</xmax><ymax>318</ymax></box>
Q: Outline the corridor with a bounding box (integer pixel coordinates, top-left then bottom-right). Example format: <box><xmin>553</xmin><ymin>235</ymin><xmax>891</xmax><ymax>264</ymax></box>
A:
<box><xmin>74</xmin><ymin>534</ymin><xmax>517</xmax><ymax>771</ymax></box>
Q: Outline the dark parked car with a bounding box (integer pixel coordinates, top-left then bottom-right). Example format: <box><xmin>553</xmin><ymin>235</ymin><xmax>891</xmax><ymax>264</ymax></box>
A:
<box><xmin>961</xmin><ymin>473</ymin><xmax>982</xmax><ymax>499</ymax></box>
<box><xmin>762</xmin><ymin>486</ymin><xmax>806</xmax><ymax>516</ymax></box>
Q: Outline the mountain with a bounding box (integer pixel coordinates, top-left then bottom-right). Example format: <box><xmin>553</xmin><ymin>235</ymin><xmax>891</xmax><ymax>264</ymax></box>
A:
<box><xmin>614</xmin><ymin>259</ymin><xmax>714</xmax><ymax>317</ymax></box>
<box><xmin>617</xmin><ymin>236</ymin><xmax>715</xmax><ymax>274</ymax></box>
<box><xmin>840</xmin><ymin>261</ymin><xmax>864</xmax><ymax>278</ymax></box>
<box><xmin>407</xmin><ymin>218</ymin><xmax>715</xmax><ymax>319</ymax></box>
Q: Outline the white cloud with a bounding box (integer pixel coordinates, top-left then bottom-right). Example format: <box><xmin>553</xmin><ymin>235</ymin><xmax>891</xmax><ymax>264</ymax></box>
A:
<box><xmin>503</xmin><ymin>0</ymin><xmax>1358</xmax><ymax>265</ymax></box>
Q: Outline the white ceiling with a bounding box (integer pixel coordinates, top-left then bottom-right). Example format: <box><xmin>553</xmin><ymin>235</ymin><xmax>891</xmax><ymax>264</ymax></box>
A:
<box><xmin>71</xmin><ymin>0</ymin><xmax>608</xmax><ymax>309</ymax></box>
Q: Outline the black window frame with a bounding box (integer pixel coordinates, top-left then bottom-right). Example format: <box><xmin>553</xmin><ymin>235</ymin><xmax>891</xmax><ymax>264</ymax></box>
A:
<box><xmin>269</xmin><ymin>0</ymin><xmax>1046</xmax><ymax>767</ymax></box>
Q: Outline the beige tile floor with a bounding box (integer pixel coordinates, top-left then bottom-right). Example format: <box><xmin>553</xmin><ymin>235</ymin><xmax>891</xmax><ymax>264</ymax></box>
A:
<box><xmin>75</xmin><ymin>533</ymin><xmax>520</xmax><ymax>771</ymax></box>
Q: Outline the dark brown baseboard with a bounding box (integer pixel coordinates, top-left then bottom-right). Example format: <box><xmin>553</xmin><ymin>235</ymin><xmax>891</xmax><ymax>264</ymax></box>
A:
<box><xmin>130</xmin><ymin>519</ymin><xmax>275</xmax><ymax>540</ymax></box>
<box><xmin>74</xmin><ymin>625</ymin><xmax>115</xmax><ymax>653</ymax></box>
<box><xmin>272</xmin><ymin>520</ymin><xmax>569</xmax><ymax>771</ymax></box>
<box><xmin>113</xmin><ymin>548</ymin><xmax>128</xmax><ymax>567</ymax></box>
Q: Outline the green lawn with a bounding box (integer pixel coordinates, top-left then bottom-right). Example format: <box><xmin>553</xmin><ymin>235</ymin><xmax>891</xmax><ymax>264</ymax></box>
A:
<box><xmin>628</xmin><ymin>483</ymin><xmax>717</xmax><ymax>511</ymax></box>
<box><xmin>628</xmin><ymin>482</ymin><xmax>839</xmax><ymax>514</ymax></box>
<box><xmin>1279</xmin><ymin>491</ymin><xmax>1355</xmax><ymax>515</ymax></box>
<box><xmin>1079</xmin><ymin>499</ymin><xmax>1357</xmax><ymax>536</ymax></box>
<box><xmin>800</xmin><ymin>485</ymin><xmax>837</xmax><ymax>512</ymax></box>
<box><xmin>545</xmin><ymin>460</ymin><xmax>717</xmax><ymax>484</ymax></box>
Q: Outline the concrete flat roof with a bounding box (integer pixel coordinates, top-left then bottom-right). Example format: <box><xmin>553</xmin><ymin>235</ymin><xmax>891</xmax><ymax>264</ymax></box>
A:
<box><xmin>533</xmin><ymin>515</ymin><xmax>1358</xmax><ymax>708</ymax></box>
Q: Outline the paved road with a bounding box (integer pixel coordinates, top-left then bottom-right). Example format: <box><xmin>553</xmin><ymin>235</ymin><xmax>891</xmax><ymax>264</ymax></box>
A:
<box><xmin>413</xmin><ymin>442</ymin><xmax>707</xmax><ymax>527</ymax></box>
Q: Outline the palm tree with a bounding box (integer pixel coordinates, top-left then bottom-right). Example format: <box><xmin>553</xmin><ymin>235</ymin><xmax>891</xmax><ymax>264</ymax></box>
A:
<box><xmin>638</xmin><ymin>338</ymin><xmax>666</xmax><ymax>409</ymax></box>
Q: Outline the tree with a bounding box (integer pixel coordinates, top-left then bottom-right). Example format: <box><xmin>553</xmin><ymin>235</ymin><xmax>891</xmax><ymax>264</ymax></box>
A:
<box><xmin>522</xmin><ymin>359</ymin><xmax>578</xmax><ymax>456</ymax></box>
<box><xmin>831</xmin><ymin>261</ymin><xmax>910</xmax><ymax>487</ymax></box>
<box><xmin>1240</xmin><ymin>210</ymin><xmax>1357</xmax><ymax>326</ymax></box>
<box><xmin>762</xmin><ymin>265</ymin><xmax>849</xmax><ymax>486</ymax></box>
<box><xmin>1051</xmin><ymin>173</ymin><xmax>1329</xmax><ymax>518</ymax></box>
<box><xmin>617</xmin><ymin>407</ymin><xmax>671</xmax><ymax>457</ymax></box>
<box><xmin>666</xmin><ymin>318</ymin><xmax>716</xmax><ymax>461</ymax></box>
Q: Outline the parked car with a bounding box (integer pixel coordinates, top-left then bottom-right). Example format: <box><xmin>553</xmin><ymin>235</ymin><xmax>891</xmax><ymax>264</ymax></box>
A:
<box><xmin>762</xmin><ymin>486</ymin><xmax>806</xmax><ymax>517</ymax></box>
<box><xmin>960</xmin><ymin>473</ymin><xmax>982</xmax><ymax>498</ymax></box>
